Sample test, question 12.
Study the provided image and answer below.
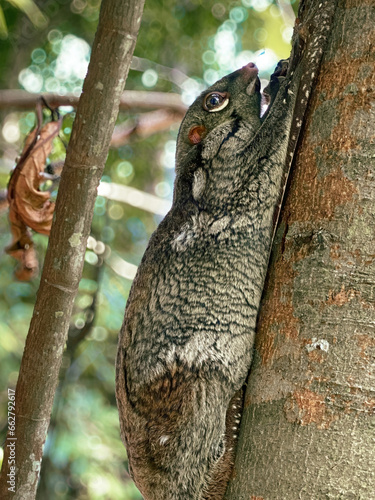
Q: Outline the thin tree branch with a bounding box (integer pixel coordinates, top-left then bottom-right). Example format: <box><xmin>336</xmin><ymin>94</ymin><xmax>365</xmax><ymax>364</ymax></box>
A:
<box><xmin>0</xmin><ymin>89</ymin><xmax>187</xmax><ymax>114</ymax></box>
<box><xmin>111</xmin><ymin>108</ymin><xmax>183</xmax><ymax>147</ymax></box>
<box><xmin>98</xmin><ymin>181</ymin><xmax>171</xmax><ymax>216</ymax></box>
<box><xmin>130</xmin><ymin>55</ymin><xmax>194</xmax><ymax>88</ymax></box>
<box><xmin>106</xmin><ymin>252</ymin><xmax>138</xmax><ymax>281</ymax></box>
<box><xmin>86</xmin><ymin>234</ymin><xmax>138</xmax><ymax>281</ymax></box>
<box><xmin>1</xmin><ymin>180</ymin><xmax>171</xmax><ymax>217</ymax></box>
<box><xmin>0</xmin><ymin>0</ymin><xmax>145</xmax><ymax>498</ymax></box>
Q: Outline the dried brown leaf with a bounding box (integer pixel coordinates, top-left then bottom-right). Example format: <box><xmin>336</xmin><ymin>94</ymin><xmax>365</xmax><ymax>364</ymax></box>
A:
<box><xmin>7</xmin><ymin>119</ymin><xmax>62</xmax><ymax>235</ymax></box>
<box><xmin>6</xmin><ymin>111</ymin><xmax>62</xmax><ymax>280</ymax></box>
<box><xmin>6</xmin><ymin>208</ymin><xmax>38</xmax><ymax>280</ymax></box>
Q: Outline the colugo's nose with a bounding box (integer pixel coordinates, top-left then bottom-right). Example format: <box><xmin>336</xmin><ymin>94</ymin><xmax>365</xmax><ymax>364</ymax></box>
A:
<box><xmin>239</xmin><ymin>62</ymin><xmax>260</xmax><ymax>95</ymax></box>
<box><xmin>240</xmin><ymin>62</ymin><xmax>258</xmax><ymax>76</ymax></box>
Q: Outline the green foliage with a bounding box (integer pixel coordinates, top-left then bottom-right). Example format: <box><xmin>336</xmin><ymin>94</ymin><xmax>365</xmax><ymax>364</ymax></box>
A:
<box><xmin>0</xmin><ymin>0</ymin><xmax>297</xmax><ymax>498</ymax></box>
<box><xmin>0</xmin><ymin>0</ymin><xmax>48</xmax><ymax>38</ymax></box>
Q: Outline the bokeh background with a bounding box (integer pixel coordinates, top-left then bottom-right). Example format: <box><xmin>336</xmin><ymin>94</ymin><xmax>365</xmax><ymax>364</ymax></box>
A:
<box><xmin>0</xmin><ymin>1</ymin><xmax>297</xmax><ymax>498</ymax></box>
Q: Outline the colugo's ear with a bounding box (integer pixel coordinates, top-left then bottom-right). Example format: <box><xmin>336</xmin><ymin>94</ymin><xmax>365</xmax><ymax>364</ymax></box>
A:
<box><xmin>188</xmin><ymin>125</ymin><xmax>207</xmax><ymax>145</ymax></box>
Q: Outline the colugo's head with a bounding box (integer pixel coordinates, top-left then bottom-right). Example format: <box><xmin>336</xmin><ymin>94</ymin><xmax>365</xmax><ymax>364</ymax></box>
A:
<box><xmin>176</xmin><ymin>63</ymin><xmax>261</xmax><ymax>169</ymax></box>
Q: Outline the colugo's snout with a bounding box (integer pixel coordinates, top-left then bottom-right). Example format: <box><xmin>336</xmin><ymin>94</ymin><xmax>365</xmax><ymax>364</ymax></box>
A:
<box><xmin>238</xmin><ymin>62</ymin><xmax>261</xmax><ymax>95</ymax></box>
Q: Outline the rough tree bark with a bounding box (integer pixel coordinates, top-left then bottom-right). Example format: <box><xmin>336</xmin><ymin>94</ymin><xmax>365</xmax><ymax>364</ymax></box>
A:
<box><xmin>0</xmin><ymin>0</ymin><xmax>145</xmax><ymax>498</ymax></box>
<box><xmin>226</xmin><ymin>0</ymin><xmax>375</xmax><ymax>498</ymax></box>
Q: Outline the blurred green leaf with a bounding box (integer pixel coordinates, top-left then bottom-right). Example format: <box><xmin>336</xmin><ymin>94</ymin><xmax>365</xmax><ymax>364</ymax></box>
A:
<box><xmin>0</xmin><ymin>6</ymin><xmax>8</xmax><ymax>37</ymax></box>
<box><xmin>6</xmin><ymin>0</ymin><xmax>48</xmax><ymax>28</ymax></box>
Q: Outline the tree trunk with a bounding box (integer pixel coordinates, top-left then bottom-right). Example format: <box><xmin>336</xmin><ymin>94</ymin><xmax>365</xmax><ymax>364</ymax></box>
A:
<box><xmin>0</xmin><ymin>1</ymin><xmax>145</xmax><ymax>498</ymax></box>
<box><xmin>226</xmin><ymin>0</ymin><xmax>375</xmax><ymax>498</ymax></box>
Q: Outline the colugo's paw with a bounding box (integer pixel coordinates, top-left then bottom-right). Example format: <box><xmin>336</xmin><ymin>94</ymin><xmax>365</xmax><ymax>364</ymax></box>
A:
<box><xmin>262</xmin><ymin>58</ymin><xmax>290</xmax><ymax>108</ymax></box>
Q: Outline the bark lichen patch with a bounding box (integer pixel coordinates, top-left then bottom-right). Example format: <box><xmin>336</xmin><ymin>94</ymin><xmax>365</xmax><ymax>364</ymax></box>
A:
<box><xmin>358</xmin><ymin>62</ymin><xmax>373</xmax><ymax>80</ymax></box>
<box><xmin>284</xmin><ymin>389</ymin><xmax>338</xmax><ymax>428</ymax></box>
<box><xmin>16</xmin><ymin>454</ymin><xmax>42</xmax><ymax>498</ymax></box>
<box><xmin>305</xmin><ymin>338</ymin><xmax>330</xmax><ymax>353</ymax></box>
<box><xmin>53</xmin><ymin>257</ymin><xmax>61</xmax><ymax>270</ymax></box>
<box><xmin>343</xmin><ymin>83</ymin><xmax>358</xmax><ymax>96</ymax></box>
<box><xmin>68</xmin><ymin>232</ymin><xmax>82</xmax><ymax>248</ymax></box>
<box><xmin>304</xmin><ymin>336</ymin><xmax>330</xmax><ymax>364</ymax></box>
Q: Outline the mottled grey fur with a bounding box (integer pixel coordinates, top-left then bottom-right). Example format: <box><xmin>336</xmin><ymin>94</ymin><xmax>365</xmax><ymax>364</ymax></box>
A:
<box><xmin>116</xmin><ymin>61</ymin><xmax>299</xmax><ymax>499</ymax></box>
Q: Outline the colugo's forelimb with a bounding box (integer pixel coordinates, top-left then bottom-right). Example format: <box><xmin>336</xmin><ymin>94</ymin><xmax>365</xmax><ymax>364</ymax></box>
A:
<box><xmin>116</xmin><ymin>59</ymin><xmax>302</xmax><ymax>500</ymax></box>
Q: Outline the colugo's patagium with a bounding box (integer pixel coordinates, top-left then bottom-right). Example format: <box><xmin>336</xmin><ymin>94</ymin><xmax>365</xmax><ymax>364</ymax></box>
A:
<box><xmin>116</xmin><ymin>61</ymin><xmax>296</xmax><ymax>499</ymax></box>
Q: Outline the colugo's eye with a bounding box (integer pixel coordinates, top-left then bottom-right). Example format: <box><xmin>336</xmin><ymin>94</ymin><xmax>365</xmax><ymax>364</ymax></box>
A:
<box><xmin>203</xmin><ymin>91</ymin><xmax>229</xmax><ymax>112</ymax></box>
